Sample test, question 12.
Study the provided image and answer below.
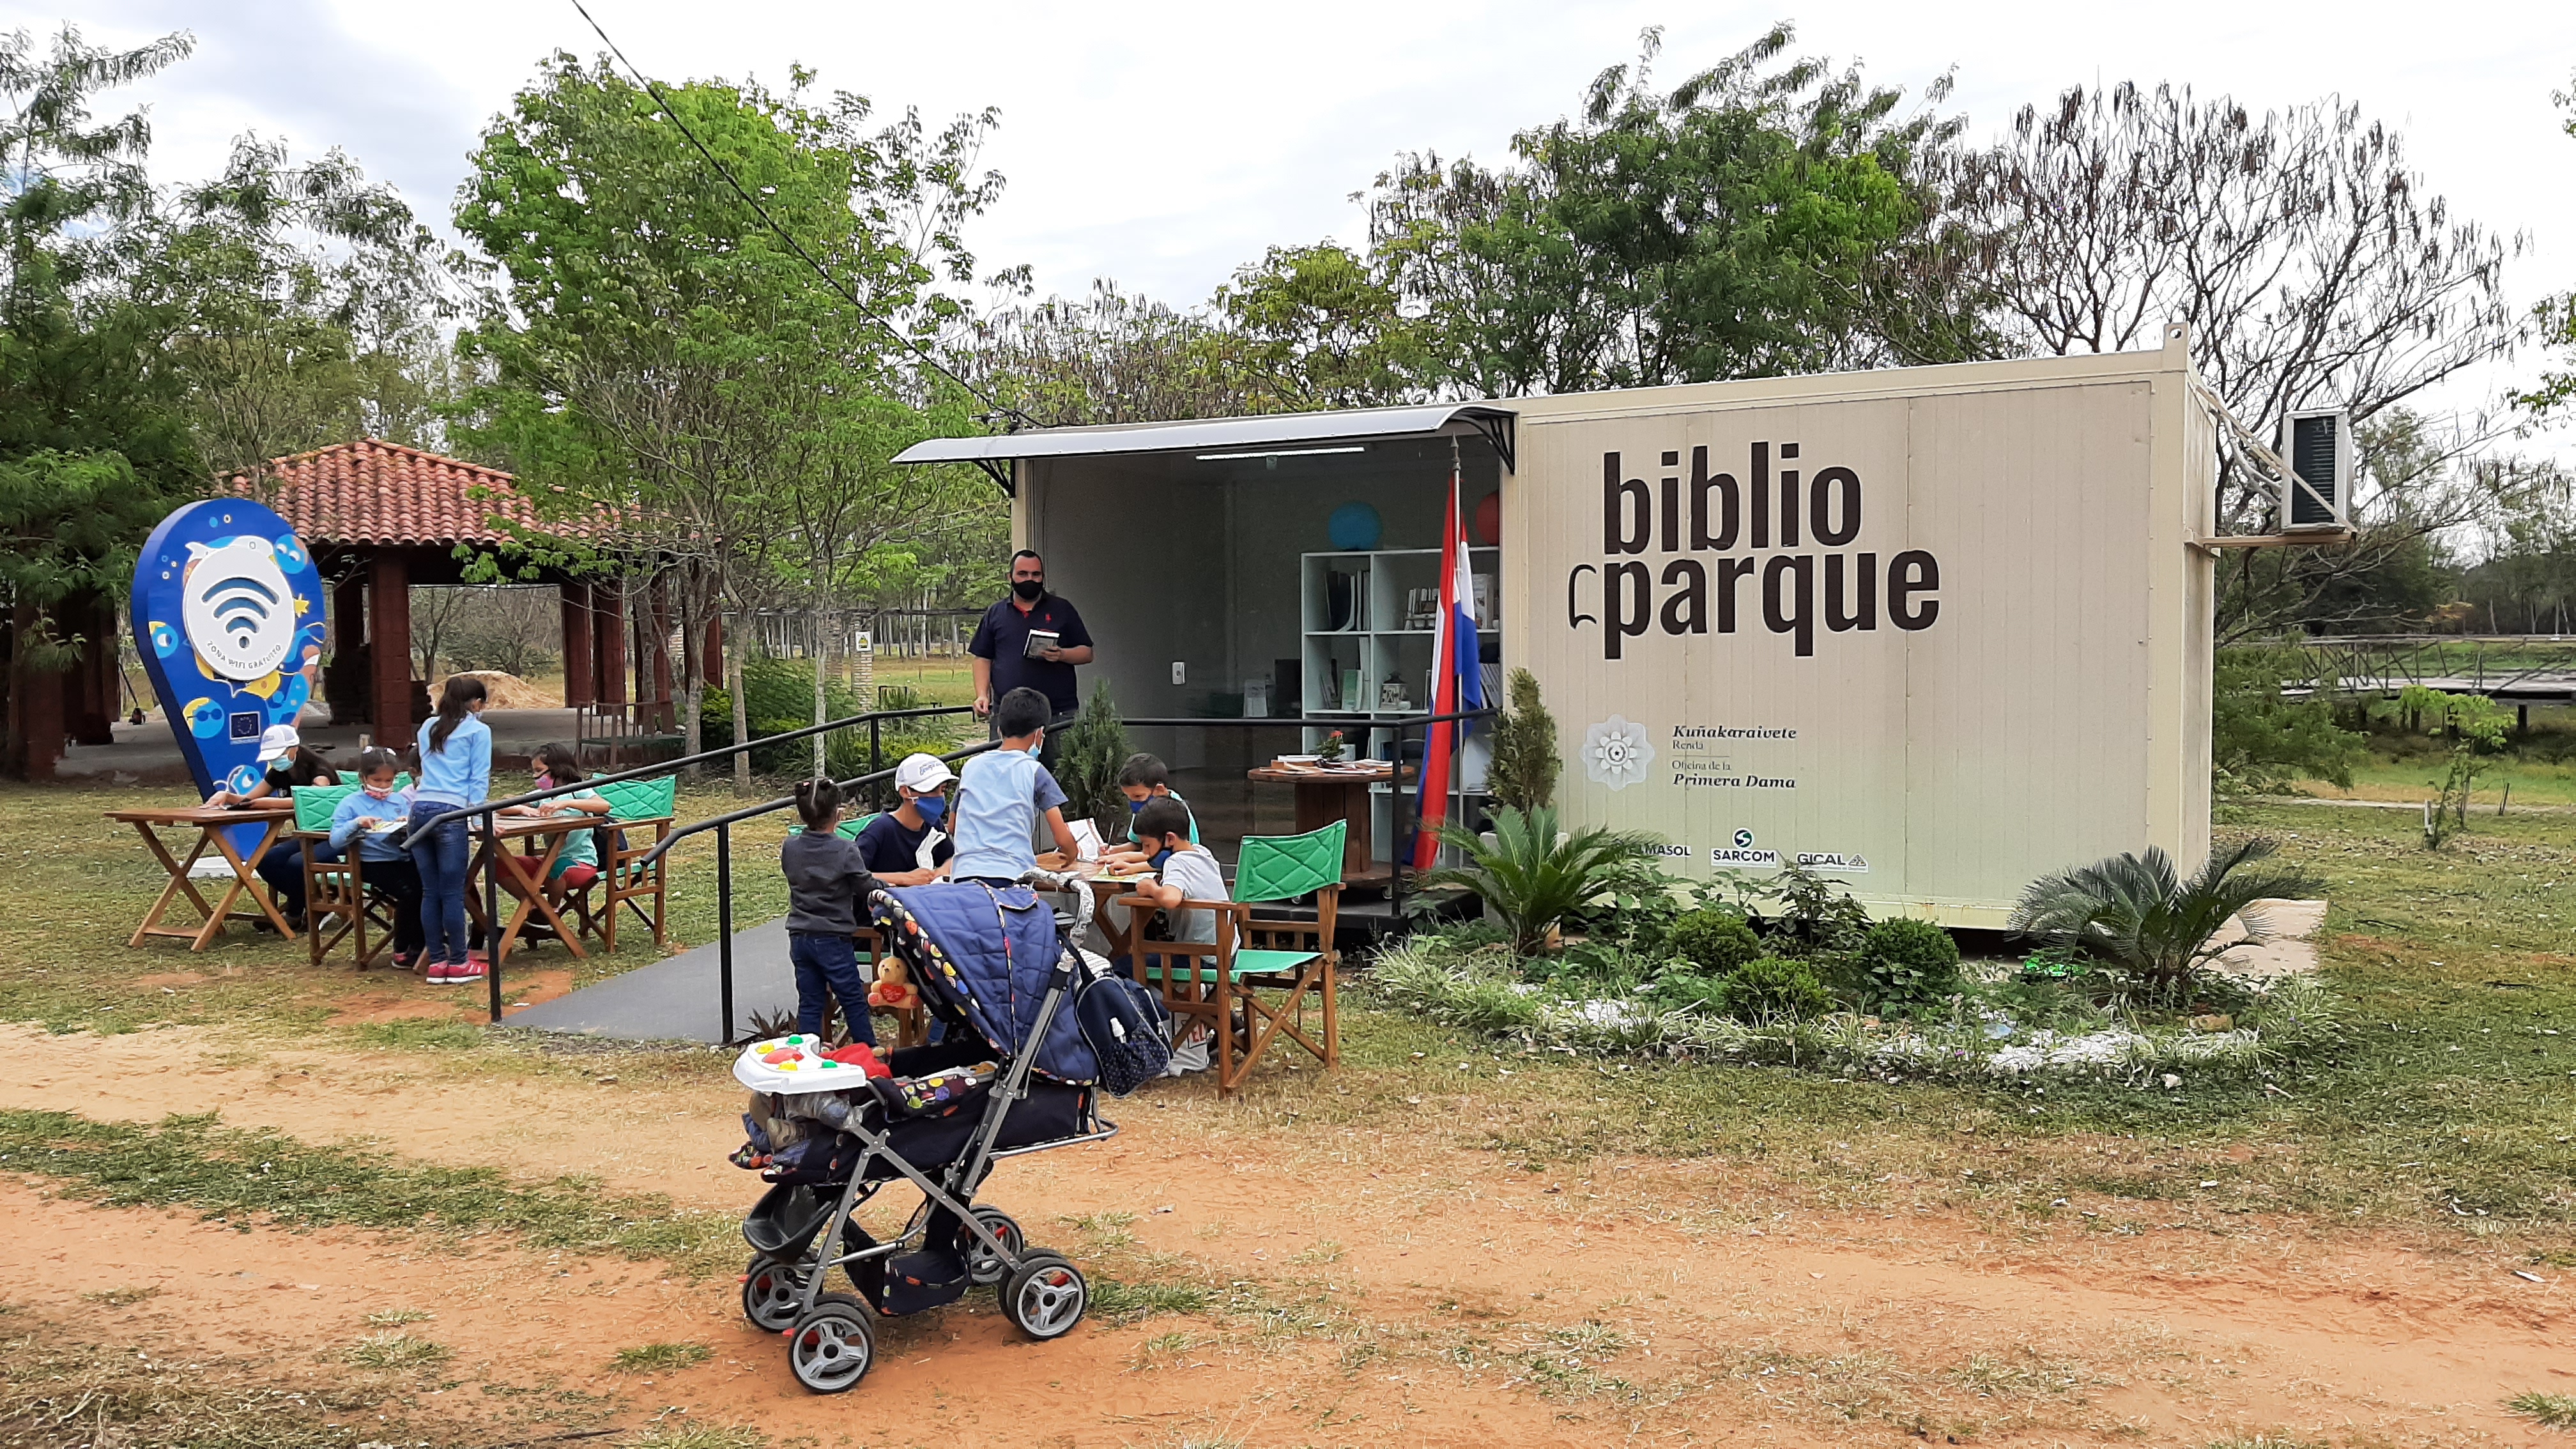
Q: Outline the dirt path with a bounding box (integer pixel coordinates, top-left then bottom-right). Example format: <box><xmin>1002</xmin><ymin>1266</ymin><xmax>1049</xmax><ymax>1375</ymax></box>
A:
<box><xmin>1</xmin><ymin>1025</ymin><xmax>2567</xmax><ymax>1447</ymax></box>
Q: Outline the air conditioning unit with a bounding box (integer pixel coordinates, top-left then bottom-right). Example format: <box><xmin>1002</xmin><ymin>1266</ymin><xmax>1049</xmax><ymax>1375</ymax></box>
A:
<box><xmin>2276</xmin><ymin>409</ymin><xmax>2352</xmax><ymax>531</ymax></box>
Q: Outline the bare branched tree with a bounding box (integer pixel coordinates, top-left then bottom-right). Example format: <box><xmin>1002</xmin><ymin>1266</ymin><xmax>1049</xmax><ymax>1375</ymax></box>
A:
<box><xmin>1949</xmin><ymin>82</ymin><xmax>2522</xmax><ymax>635</ymax></box>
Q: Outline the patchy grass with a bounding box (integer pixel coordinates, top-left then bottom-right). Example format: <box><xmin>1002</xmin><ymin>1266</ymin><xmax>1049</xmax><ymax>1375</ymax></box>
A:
<box><xmin>342</xmin><ymin>1330</ymin><xmax>451</xmax><ymax>1370</ymax></box>
<box><xmin>1090</xmin><ymin>1275</ymin><xmax>1213</xmax><ymax>1322</ymax></box>
<box><xmin>77</xmin><ymin>1285</ymin><xmax>160</xmax><ymax>1307</ymax></box>
<box><xmin>619</xmin><ymin>1421</ymin><xmax>768</xmax><ymax>1449</ymax></box>
<box><xmin>0</xmin><ymin>1304</ymin><xmax>489</xmax><ymax>1449</ymax></box>
<box><xmin>2511</xmin><ymin>1391</ymin><xmax>2576</xmax><ymax>1429</ymax></box>
<box><xmin>609</xmin><ymin>1341</ymin><xmax>712</xmax><ymax>1376</ymax></box>
<box><xmin>362</xmin><ymin>1306</ymin><xmax>434</xmax><ymax>1327</ymax></box>
<box><xmin>0</xmin><ymin>1108</ymin><xmax>739</xmax><ymax>1275</ymax></box>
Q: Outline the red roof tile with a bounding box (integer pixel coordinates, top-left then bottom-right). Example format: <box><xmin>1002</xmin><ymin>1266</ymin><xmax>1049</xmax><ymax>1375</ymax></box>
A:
<box><xmin>226</xmin><ymin>438</ymin><xmax>605</xmax><ymax>548</ymax></box>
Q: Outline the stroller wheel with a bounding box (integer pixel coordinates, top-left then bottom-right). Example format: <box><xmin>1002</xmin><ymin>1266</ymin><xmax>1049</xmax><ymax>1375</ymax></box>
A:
<box><xmin>1003</xmin><ymin>1253</ymin><xmax>1087</xmax><ymax>1341</ymax></box>
<box><xmin>786</xmin><ymin>1292</ymin><xmax>875</xmax><ymax>1394</ymax></box>
<box><xmin>741</xmin><ymin>1254</ymin><xmax>811</xmax><ymax>1332</ymax></box>
<box><xmin>962</xmin><ymin>1208</ymin><xmax>1023</xmax><ymax>1287</ymax></box>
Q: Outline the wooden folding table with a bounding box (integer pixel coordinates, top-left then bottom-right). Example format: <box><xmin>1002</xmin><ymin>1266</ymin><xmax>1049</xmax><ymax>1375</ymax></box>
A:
<box><xmin>107</xmin><ymin>804</ymin><xmax>300</xmax><ymax>949</ymax></box>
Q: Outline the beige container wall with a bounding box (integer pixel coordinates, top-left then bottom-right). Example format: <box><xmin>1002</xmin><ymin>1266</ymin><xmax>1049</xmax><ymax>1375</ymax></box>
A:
<box><xmin>1503</xmin><ymin>332</ymin><xmax>2214</xmax><ymax>926</ymax></box>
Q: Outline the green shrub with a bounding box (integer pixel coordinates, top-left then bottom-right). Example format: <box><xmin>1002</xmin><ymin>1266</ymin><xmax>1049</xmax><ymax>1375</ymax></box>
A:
<box><xmin>1719</xmin><ymin>956</ymin><xmax>1834</xmax><ymax>1019</ymax></box>
<box><xmin>1650</xmin><ymin>956</ymin><xmax>1830</xmax><ymax>1020</ymax></box>
<box><xmin>1855</xmin><ymin>917</ymin><xmax>1961</xmax><ymax>1008</ymax></box>
<box><xmin>1664</xmin><ymin>908</ymin><xmax>1760</xmax><ymax>976</ymax></box>
<box><xmin>1644</xmin><ymin>970</ymin><xmax>1731</xmax><ymax>1015</ymax></box>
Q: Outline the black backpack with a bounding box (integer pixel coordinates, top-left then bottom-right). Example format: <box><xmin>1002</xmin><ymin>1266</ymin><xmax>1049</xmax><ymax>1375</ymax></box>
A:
<box><xmin>1075</xmin><ymin>963</ymin><xmax>1171</xmax><ymax>1096</ymax></box>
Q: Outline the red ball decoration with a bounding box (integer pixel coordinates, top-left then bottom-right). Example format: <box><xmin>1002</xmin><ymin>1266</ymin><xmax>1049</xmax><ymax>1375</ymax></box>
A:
<box><xmin>1473</xmin><ymin>491</ymin><xmax>1501</xmax><ymax>546</ymax></box>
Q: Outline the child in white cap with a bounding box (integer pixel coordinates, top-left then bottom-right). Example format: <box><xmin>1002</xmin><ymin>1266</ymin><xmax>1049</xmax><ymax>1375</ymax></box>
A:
<box><xmin>852</xmin><ymin>753</ymin><xmax>958</xmax><ymax>886</ymax></box>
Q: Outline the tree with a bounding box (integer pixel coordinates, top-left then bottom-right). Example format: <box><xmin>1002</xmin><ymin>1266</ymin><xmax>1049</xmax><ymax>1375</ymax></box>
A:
<box><xmin>1363</xmin><ymin>25</ymin><xmax>1984</xmax><ymax>398</ymax></box>
<box><xmin>2009</xmin><ymin>839</ymin><xmax>2319</xmax><ymax>1000</ymax></box>
<box><xmin>965</xmin><ymin>280</ymin><xmax>1271</xmax><ymax>424</ymax></box>
<box><xmin>1211</xmin><ymin>243</ymin><xmax>1418</xmax><ymax>410</ymax></box>
<box><xmin>1</xmin><ymin>24</ymin><xmax>199</xmax><ymax>774</ymax></box>
<box><xmin>458</xmin><ymin>54</ymin><xmax>1001</xmax><ymax>789</ymax></box>
<box><xmin>2520</xmin><ymin>74</ymin><xmax>2576</xmax><ymax>424</ymax></box>
<box><xmin>134</xmin><ymin>134</ymin><xmax>468</xmax><ymax>478</ymax></box>
<box><xmin>2211</xmin><ymin>647</ymin><xmax>2364</xmax><ymax>797</ymax></box>
<box><xmin>1947</xmin><ymin>82</ymin><xmax>2517</xmax><ymax>636</ymax></box>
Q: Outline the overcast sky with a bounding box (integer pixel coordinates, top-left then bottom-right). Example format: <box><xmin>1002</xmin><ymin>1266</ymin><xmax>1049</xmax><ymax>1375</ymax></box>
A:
<box><xmin>11</xmin><ymin>1</ymin><xmax>2576</xmax><ymax>438</ymax></box>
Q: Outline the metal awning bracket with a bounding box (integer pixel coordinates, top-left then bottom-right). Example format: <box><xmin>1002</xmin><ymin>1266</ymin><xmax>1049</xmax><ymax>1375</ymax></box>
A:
<box><xmin>1466</xmin><ymin>413</ymin><xmax>1515</xmax><ymax>473</ymax></box>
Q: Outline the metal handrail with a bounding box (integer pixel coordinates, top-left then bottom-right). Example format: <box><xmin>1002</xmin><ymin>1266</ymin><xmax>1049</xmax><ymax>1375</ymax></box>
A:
<box><xmin>393</xmin><ymin>701</ymin><xmax>976</xmax><ymax>1025</ymax></box>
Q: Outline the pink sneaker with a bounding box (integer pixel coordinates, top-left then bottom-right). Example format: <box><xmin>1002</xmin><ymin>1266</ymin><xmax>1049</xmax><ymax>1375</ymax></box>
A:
<box><xmin>425</xmin><ymin>962</ymin><xmax>453</xmax><ymax>985</ymax></box>
<box><xmin>448</xmin><ymin>958</ymin><xmax>486</xmax><ymax>985</ymax></box>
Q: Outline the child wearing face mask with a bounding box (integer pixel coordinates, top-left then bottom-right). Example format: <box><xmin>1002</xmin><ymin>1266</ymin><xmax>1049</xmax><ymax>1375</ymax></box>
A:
<box><xmin>1099</xmin><ymin>752</ymin><xmax>1197</xmax><ymax>871</ymax></box>
<box><xmin>853</xmin><ymin>753</ymin><xmax>958</xmax><ymax>885</ymax></box>
<box><xmin>326</xmin><ymin>746</ymin><xmax>426</xmax><ymax>970</ymax></box>
<box><xmin>500</xmin><ymin>742</ymin><xmax>613</xmax><ymax>913</ymax></box>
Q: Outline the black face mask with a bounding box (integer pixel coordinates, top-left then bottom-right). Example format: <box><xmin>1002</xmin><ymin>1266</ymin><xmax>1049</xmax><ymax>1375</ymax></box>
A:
<box><xmin>1012</xmin><ymin>579</ymin><xmax>1044</xmax><ymax>602</ymax></box>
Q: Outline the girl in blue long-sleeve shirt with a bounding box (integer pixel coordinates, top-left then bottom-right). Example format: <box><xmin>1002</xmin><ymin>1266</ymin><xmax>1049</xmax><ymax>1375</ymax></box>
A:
<box><xmin>330</xmin><ymin>746</ymin><xmax>425</xmax><ymax>969</ymax></box>
<box><xmin>411</xmin><ymin>675</ymin><xmax>491</xmax><ymax>985</ymax></box>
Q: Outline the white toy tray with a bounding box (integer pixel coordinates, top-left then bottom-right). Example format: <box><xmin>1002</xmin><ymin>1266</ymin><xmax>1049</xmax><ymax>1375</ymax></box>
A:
<box><xmin>733</xmin><ymin>1035</ymin><xmax>883</xmax><ymax>1095</ymax></box>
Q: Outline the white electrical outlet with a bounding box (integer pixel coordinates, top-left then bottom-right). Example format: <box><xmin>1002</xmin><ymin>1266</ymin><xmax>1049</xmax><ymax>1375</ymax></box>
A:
<box><xmin>1170</xmin><ymin>661</ymin><xmax>1187</xmax><ymax>685</ymax></box>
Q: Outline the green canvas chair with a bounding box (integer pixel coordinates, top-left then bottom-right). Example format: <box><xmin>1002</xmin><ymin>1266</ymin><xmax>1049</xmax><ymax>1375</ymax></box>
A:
<box><xmin>1132</xmin><ymin>820</ymin><xmax>1344</xmax><ymax>1095</ymax></box>
<box><xmin>291</xmin><ymin>776</ymin><xmax>410</xmax><ymax>969</ymax></box>
<box><xmin>567</xmin><ymin>774</ymin><xmax>678</xmax><ymax>952</ymax></box>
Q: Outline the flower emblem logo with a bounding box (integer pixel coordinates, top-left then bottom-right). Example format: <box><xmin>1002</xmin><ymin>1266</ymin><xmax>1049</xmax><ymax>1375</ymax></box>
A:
<box><xmin>1582</xmin><ymin>716</ymin><xmax>1656</xmax><ymax>792</ymax></box>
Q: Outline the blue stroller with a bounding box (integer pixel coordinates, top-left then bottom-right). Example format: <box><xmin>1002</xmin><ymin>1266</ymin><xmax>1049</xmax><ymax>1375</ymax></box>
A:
<box><xmin>729</xmin><ymin>870</ymin><xmax>1130</xmax><ymax>1393</ymax></box>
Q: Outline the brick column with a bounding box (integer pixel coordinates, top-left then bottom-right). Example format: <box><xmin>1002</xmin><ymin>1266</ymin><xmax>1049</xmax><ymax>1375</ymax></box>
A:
<box><xmin>594</xmin><ymin>578</ymin><xmax>627</xmax><ymax>714</ymax></box>
<box><xmin>558</xmin><ymin>581</ymin><xmax>595</xmax><ymax>709</ymax></box>
<box><xmin>369</xmin><ymin>552</ymin><xmax>411</xmax><ymax>749</ymax></box>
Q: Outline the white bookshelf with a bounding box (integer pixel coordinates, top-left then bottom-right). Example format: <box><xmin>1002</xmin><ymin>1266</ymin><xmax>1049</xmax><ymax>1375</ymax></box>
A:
<box><xmin>1298</xmin><ymin>547</ymin><xmax>1501</xmax><ymax>866</ymax></box>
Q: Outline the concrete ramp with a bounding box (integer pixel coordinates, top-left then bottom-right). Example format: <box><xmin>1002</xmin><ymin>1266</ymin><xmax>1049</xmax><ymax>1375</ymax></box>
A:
<box><xmin>502</xmin><ymin>916</ymin><xmax>795</xmax><ymax>1043</ymax></box>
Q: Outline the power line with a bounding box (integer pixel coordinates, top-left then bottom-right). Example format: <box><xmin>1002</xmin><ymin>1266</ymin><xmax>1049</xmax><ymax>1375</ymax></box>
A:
<box><xmin>564</xmin><ymin>0</ymin><xmax>1033</xmax><ymax>431</ymax></box>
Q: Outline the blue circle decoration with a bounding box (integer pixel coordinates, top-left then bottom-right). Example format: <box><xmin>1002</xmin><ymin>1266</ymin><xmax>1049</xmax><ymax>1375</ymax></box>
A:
<box><xmin>272</xmin><ymin>533</ymin><xmax>309</xmax><ymax>569</ymax></box>
<box><xmin>227</xmin><ymin>764</ymin><xmax>263</xmax><ymax>793</ymax></box>
<box><xmin>1326</xmin><ymin>501</ymin><xmax>1383</xmax><ymax>551</ymax></box>
<box><xmin>187</xmin><ymin>698</ymin><xmax>225</xmax><ymax>737</ymax></box>
<box><xmin>150</xmin><ymin>622</ymin><xmax>180</xmax><ymax>658</ymax></box>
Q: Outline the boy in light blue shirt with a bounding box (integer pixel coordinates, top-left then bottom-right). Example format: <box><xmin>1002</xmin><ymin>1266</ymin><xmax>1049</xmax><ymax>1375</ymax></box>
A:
<box><xmin>948</xmin><ymin>687</ymin><xmax>1080</xmax><ymax>884</ymax></box>
<box><xmin>328</xmin><ymin>746</ymin><xmax>426</xmax><ymax>967</ymax></box>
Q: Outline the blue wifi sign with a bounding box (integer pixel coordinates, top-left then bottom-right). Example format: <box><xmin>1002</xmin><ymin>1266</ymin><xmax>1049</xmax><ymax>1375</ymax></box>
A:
<box><xmin>130</xmin><ymin>500</ymin><xmax>328</xmax><ymax>798</ymax></box>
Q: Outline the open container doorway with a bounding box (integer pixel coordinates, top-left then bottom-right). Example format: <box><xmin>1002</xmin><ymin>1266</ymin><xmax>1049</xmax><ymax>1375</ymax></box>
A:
<box><xmin>898</xmin><ymin>404</ymin><xmax>1514</xmax><ymax>886</ymax></box>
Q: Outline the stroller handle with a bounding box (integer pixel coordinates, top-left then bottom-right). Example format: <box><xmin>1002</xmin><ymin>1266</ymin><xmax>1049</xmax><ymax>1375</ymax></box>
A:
<box><xmin>1016</xmin><ymin>866</ymin><xmax>1097</xmax><ymax>940</ymax></box>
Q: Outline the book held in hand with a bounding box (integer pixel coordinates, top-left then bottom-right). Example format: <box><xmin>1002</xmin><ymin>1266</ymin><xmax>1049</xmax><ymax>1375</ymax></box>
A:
<box><xmin>1023</xmin><ymin>628</ymin><xmax>1060</xmax><ymax>660</ymax></box>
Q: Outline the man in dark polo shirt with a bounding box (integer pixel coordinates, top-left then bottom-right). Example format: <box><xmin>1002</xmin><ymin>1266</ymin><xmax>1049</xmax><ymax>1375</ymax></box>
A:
<box><xmin>969</xmin><ymin>549</ymin><xmax>1093</xmax><ymax>767</ymax></box>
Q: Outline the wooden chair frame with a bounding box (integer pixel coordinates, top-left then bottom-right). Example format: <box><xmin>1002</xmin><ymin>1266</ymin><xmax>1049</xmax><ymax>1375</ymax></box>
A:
<box><xmin>568</xmin><ymin>816</ymin><xmax>671</xmax><ymax>952</ymax></box>
<box><xmin>304</xmin><ymin>843</ymin><xmax>399</xmax><ymax>969</ymax></box>
<box><xmin>1133</xmin><ymin>885</ymin><xmax>1340</xmax><ymax>1094</ymax></box>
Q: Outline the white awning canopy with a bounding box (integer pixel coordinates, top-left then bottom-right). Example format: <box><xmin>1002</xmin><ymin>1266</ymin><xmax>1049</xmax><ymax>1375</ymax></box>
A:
<box><xmin>893</xmin><ymin>402</ymin><xmax>1515</xmax><ymax>483</ymax></box>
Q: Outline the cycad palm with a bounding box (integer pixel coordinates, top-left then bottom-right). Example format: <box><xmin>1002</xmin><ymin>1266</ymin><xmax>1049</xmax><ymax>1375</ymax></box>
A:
<box><xmin>1419</xmin><ymin>805</ymin><xmax>1662</xmax><ymax>955</ymax></box>
<box><xmin>2007</xmin><ymin>839</ymin><xmax>2318</xmax><ymax>995</ymax></box>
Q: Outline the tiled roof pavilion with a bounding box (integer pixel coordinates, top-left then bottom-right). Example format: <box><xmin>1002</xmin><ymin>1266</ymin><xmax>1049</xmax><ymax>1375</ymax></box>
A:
<box><xmin>222</xmin><ymin>440</ymin><xmax>666</xmax><ymax>733</ymax></box>
<box><xmin>228</xmin><ymin>438</ymin><xmax>602</xmax><ymax>547</ymax></box>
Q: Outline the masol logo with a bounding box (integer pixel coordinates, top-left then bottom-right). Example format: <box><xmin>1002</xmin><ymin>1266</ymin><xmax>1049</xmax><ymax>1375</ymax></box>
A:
<box><xmin>1567</xmin><ymin>443</ymin><xmax>1945</xmax><ymax>659</ymax></box>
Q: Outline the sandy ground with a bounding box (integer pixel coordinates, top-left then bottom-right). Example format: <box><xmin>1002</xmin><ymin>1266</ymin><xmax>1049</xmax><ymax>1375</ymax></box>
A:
<box><xmin>2</xmin><ymin>1025</ymin><xmax>2569</xmax><ymax>1448</ymax></box>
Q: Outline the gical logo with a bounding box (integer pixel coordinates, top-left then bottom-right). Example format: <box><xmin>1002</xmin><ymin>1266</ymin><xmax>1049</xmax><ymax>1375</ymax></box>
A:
<box><xmin>1581</xmin><ymin>716</ymin><xmax>1656</xmax><ymax>791</ymax></box>
<box><xmin>1796</xmin><ymin>851</ymin><xmax>1870</xmax><ymax>873</ymax></box>
<box><xmin>180</xmin><ymin>536</ymin><xmax>296</xmax><ymax>681</ymax></box>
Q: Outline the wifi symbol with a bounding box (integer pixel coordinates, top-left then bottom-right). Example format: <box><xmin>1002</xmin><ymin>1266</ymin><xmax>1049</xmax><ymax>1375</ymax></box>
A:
<box><xmin>180</xmin><ymin>536</ymin><xmax>296</xmax><ymax>682</ymax></box>
<box><xmin>207</xmin><ymin>576</ymin><xmax>280</xmax><ymax>645</ymax></box>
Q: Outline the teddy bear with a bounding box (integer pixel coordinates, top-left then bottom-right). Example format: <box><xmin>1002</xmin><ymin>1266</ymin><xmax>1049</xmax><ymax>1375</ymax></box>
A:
<box><xmin>866</xmin><ymin>955</ymin><xmax>919</xmax><ymax>1012</ymax></box>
